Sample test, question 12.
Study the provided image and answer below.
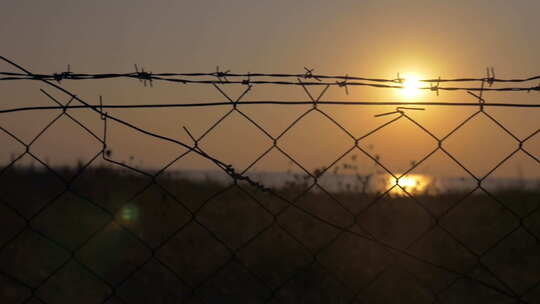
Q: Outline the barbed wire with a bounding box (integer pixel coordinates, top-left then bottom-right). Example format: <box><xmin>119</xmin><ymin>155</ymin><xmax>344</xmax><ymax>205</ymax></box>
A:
<box><xmin>0</xmin><ymin>56</ymin><xmax>271</xmax><ymax>193</ymax></box>
<box><xmin>2</xmin><ymin>63</ymin><xmax>540</xmax><ymax>92</ymax></box>
<box><xmin>1</xmin><ymin>56</ymin><xmax>539</xmax><ymax>304</ymax></box>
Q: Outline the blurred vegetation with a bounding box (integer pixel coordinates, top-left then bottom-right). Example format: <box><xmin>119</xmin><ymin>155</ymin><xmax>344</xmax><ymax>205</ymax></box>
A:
<box><xmin>0</xmin><ymin>162</ymin><xmax>539</xmax><ymax>304</ymax></box>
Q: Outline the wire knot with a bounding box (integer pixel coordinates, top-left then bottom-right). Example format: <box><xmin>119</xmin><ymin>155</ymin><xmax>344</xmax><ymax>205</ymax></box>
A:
<box><xmin>393</xmin><ymin>72</ymin><xmax>404</xmax><ymax>84</ymax></box>
<box><xmin>303</xmin><ymin>67</ymin><xmax>321</xmax><ymax>81</ymax></box>
<box><xmin>486</xmin><ymin>67</ymin><xmax>495</xmax><ymax>87</ymax></box>
<box><xmin>134</xmin><ymin>64</ymin><xmax>153</xmax><ymax>87</ymax></box>
<box><xmin>53</xmin><ymin>64</ymin><xmax>72</xmax><ymax>82</ymax></box>
<box><xmin>336</xmin><ymin>74</ymin><xmax>349</xmax><ymax>95</ymax></box>
<box><xmin>241</xmin><ymin>72</ymin><xmax>251</xmax><ymax>86</ymax></box>
<box><xmin>214</xmin><ymin>66</ymin><xmax>230</xmax><ymax>83</ymax></box>
<box><xmin>430</xmin><ymin>76</ymin><xmax>441</xmax><ymax>96</ymax></box>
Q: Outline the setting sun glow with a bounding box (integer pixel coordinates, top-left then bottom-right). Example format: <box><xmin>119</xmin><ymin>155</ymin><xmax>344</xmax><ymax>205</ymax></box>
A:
<box><xmin>400</xmin><ymin>75</ymin><xmax>423</xmax><ymax>98</ymax></box>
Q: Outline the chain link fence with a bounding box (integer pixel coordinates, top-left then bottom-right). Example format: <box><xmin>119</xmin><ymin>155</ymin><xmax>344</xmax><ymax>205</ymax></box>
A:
<box><xmin>1</xmin><ymin>57</ymin><xmax>540</xmax><ymax>303</ymax></box>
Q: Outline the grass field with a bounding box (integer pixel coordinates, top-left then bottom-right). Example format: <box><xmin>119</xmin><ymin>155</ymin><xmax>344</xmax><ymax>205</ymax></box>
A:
<box><xmin>0</xmin><ymin>164</ymin><xmax>539</xmax><ymax>303</ymax></box>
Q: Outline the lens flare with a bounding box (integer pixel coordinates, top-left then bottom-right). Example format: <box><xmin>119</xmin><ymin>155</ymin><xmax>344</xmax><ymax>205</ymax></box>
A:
<box><xmin>119</xmin><ymin>204</ymin><xmax>140</xmax><ymax>223</ymax></box>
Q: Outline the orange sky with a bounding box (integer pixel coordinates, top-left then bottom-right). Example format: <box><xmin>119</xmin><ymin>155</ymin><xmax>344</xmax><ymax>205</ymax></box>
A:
<box><xmin>1</xmin><ymin>0</ymin><xmax>539</xmax><ymax>181</ymax></box>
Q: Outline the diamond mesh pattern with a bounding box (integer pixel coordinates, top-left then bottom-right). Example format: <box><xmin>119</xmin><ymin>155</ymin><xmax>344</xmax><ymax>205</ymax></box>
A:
<box><xmin>1</xmin><ymin>60</ymin><xmax>539</xmax><ymax>303</ymax></box>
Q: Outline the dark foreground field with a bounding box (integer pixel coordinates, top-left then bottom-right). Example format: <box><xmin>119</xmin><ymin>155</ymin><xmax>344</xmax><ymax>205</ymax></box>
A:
<box><xmin>1</xmin><ymin>165</ymin><xmax>539</xmax><ymax>303</ymax></box>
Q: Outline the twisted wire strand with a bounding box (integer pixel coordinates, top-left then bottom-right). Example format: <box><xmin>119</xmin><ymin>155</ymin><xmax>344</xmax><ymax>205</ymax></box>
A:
<box><xmin>1</xmin><ymin>70</ymin><xmax>540</xmax><ymax>92</ymax></box>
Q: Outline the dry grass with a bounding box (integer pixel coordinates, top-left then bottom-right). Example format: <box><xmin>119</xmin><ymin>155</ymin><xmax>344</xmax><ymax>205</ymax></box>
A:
<box><xmin>0</xmin><ymin>165</ymin><xmax>539</xmax><ymax>303</ymax></box>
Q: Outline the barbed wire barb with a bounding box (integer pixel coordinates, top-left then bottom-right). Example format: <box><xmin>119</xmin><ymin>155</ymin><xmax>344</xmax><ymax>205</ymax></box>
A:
<box><xmin>134</xmin><ymin>64</ymin><xmax>153</xmax><ymax>87</ymax></box>
<box><xmin>374</xmin><ymin>106</ymin><xmax>426</xmax><ymax>117</ymax></box>
<box><xmin>214</xmin><ymin>65</ymin><xmax>230</xmax><ymax>83</ymax></box>
<box><xmin>303</xmin><ymin>67</ymin><xmax>321</xmax><ymax>81</ymax></box>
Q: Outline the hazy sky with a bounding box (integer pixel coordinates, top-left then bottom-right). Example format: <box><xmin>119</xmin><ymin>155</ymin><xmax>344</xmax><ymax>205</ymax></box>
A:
<box><xmin>1</xmin><ymin>0</ymin><xmax>539</xmax><ymax>181</ymax></box>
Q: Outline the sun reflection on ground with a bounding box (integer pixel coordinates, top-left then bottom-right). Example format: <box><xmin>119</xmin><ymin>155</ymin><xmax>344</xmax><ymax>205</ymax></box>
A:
<box><xmin>387</xmin><ymin>174</ymin><xmax>431</xmax><ymax>196</ymax></box>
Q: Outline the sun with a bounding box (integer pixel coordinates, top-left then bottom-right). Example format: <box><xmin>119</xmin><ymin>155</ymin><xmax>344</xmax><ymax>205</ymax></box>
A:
<box><xmin>399</xmin><ymin>74</ymin><xmax>423</xmax><ymax>98</ymax></box>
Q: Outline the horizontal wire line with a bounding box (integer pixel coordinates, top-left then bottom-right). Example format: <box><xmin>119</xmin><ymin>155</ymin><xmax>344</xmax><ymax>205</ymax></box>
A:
<box><xmin>1</xmin><ymin>100</ymin><xmax>540</xmax><ymax>114</ymax></box>
<box><xmin>1</xmin><ymin>72</ymin><xmax>540</xmax><ymax>92</ymax></box>
<box><xmin>2</xmin><ymin>71</ymin><xmax>540</xmax><ymax>83</ymax></box>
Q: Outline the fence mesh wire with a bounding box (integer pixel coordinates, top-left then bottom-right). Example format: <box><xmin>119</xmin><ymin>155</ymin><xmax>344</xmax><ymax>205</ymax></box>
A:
<box><xmin>1</xmin><ymin>57</ymin><xmax>540</xmax><ymax>303</ymax></box>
